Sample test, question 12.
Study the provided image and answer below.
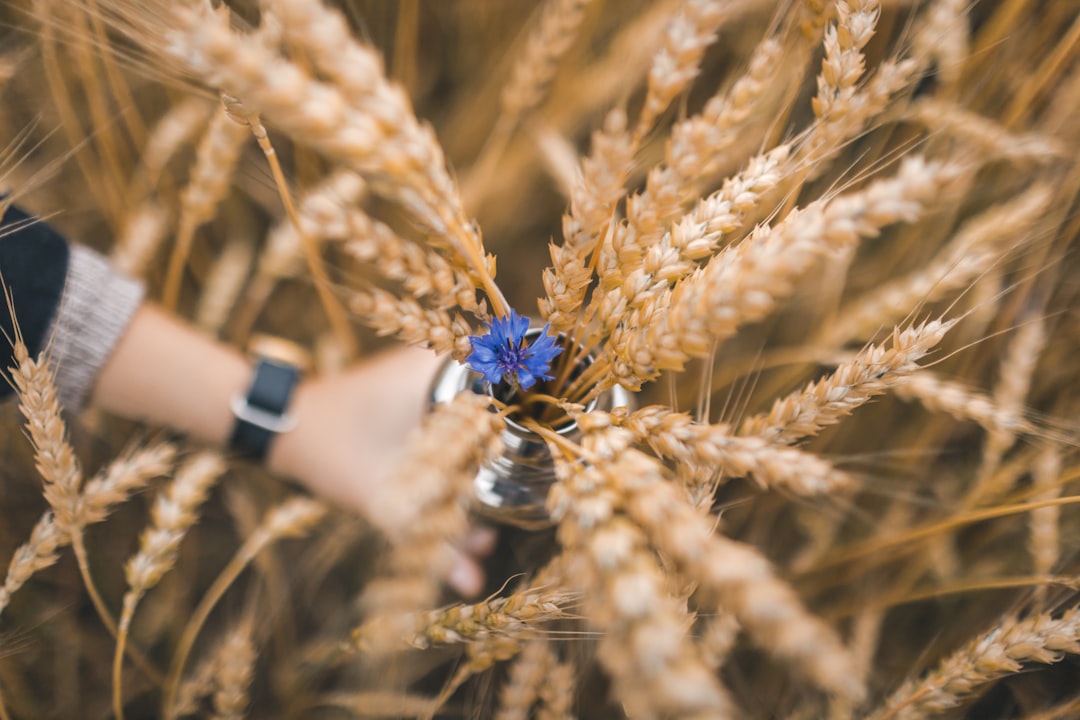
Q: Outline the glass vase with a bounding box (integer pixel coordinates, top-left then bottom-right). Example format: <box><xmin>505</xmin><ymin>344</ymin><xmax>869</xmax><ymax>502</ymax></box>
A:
<box><xmin>428</xmin><ymin>329</ymin><xmax>634</xmax><ymax>529</ymax></box>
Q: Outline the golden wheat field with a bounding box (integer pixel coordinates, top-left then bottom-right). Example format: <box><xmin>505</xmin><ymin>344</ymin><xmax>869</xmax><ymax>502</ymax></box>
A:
<box><xmin>1</xmin><ymin>0</ymin><xmax>1080</xmax><ymax>717</ymax></box>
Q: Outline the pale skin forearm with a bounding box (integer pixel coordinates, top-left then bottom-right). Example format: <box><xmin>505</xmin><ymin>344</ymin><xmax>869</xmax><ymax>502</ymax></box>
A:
<box><xmin>90</xmin><ymin>303</ymin><xmax>489</xmax><ymax>594</ymax></box>
<box><xmin>91</xmin><ymin>304</ymin><xmax>251</xmax><ymax>445</ymax></box>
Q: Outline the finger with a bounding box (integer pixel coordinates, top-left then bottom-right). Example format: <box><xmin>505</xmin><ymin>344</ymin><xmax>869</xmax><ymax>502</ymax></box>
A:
<box><xmin>446</xmin><ymin>546</ymin><xmax>485</xmax><ymax>598</ymax></box>
<box><xmin>464</xmin><ymin>525</ymin><xmax>498</xmax><ymax>557</ymax></box>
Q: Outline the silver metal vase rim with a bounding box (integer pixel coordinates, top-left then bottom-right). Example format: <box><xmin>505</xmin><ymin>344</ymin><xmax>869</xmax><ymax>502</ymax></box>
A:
<box><xmin>427</xmin><ymin>325</ymin><xmax>634</xmax><ymax>529</ymax></box>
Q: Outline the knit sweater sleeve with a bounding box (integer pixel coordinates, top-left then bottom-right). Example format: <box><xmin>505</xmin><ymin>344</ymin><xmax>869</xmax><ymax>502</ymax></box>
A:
<box><xmin>1</xmin><ymin>205</ymin><xmax>144</xmax><ymax>410</ymax></box>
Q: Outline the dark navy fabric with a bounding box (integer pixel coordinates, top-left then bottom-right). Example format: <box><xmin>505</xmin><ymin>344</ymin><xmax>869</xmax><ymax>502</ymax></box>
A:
<box><xmin>0</xmin><ymin>204</ymin><xmax>71</xmax><ymax>398</ymax></box>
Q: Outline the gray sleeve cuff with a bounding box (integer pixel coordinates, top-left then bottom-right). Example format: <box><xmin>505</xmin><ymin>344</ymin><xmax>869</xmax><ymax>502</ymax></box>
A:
<box><xmin>47</xmin><ymin>245</ymin><xmax>145</xmax><ymax>411</ymax></box>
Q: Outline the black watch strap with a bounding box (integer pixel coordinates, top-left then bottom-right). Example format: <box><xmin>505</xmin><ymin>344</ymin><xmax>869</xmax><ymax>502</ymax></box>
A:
<box><xmin>229</xmin><ymin>358</ymin><xmax>301</xmax><ymax>461</ymax></box>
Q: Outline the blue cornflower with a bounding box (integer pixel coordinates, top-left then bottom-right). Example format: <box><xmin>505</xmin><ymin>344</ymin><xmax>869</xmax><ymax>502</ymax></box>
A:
<box><xmin>466</xmin><ymin>309</ymin><xmax>563</xmax><ymax>390</ymax></box>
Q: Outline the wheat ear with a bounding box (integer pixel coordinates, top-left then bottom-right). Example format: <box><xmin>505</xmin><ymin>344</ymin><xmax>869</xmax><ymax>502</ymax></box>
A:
<box><xmin>173</xmin><ymin>645</ymin><xmax>220</xmax><ymax>718</ymax></box>
<box><xmin>195</xmin><ymin>235</ymin><xmax>253</xmax><ymax>335</ymax></box>
<box><xmin>111</xmin><ymin>201</ymin><xmax>169</xmax><ymax>280</ymax></box>
<box><xmin>893</xmin><ymin>371</ymin><xmax>1031</xmax><ymax>437</ymax></box>
<box><xmin>636</xmin><ymin>0</ymin><xmax>749</xmax><ymax>140</ymax></box>
<box><xmin>162</xmin><ymin>103</ymin><xmax>249</xmax><ymax>309</ymax></box>
<box><xmin>359</xmin><ymin>392</ymin><xmax>502</xmax><ymax>654</ymax></box>
<box><xmin>495</xmin><ymin>639</ymin><xmax>555</xmax><ymax>720</ymax></box>
<box><xmin>127</xmin><ymin>97</ymin><xmax>212</xmax><ymax>199</ymax></box>
<box><xmin>114</xmin><ymin>452</ymin><xmax>225</xmax><ymax>720</ymax></box>
<box><xmin>1</xmin><ymin>443</ymin><xmax>175</xmax><ymax>700</ymax></box>
<box><xmin>607</xmin><ymin>156</ymin><xmax>956</xmax><ymax>389</ymax></box>
<box><xmin>823</xmin><ymin>185</ymin><xmax>1053</xmax><ymax>344</ymax></box>
<box><xmin>1029</xmin><ymin>446</ymin><xmax>1063</xmax><ymax>606</ymax></box>
<box><xmin>540</xmin><ymin>109</ymin><xmax>633</xmax><ymax>333</ymax></box>
<box><xmin>466</xmin><ymin>0</ymin><xmax>594</xmax><ymax>201</ymax></box>
<box><xmin>0</xmin><ymin>513</ymin><xmax>62</xmax><ymax>620</ymax></box>
<box><xmin>162</xmin><ymin>497</ymin><xmax>326</xmax><ymax>719</ymax></box>
<box><xmin>338</xmin><ymin>205</ymin><xmax>486</xmax><ymax>316</ymax></box>
<box><xmin>354</xmin><ymin>587</ymin><xmax>574</xmax><ymax>653</ymax></box>
<box><xmin>701</xmin><ymin>612</ymin><xmax>741</xmax><ymax>672</ymax></box>
<box><xmin>549</xmin><ymin>453</ymin><xmax>733</xmax><ymax>718</ymax></box>
<box><xmin>209</xmin><ymin>619</ymin><xmax>256</xmax><ymax>720</ymax></box>
<box><xmin>347</xmin><ymin>287</ymin><xmax>476</xmax><ymax>360</ymax></box>
<box><xmin>9</xmin><ymin>339</ymin><xmax>129</xmax><ymax>648</ymax></box>
<box><xmin>607</xmin><ymin>449</ymin><xmax>865</xmax><ymax>702</ymax></box>
<box><xmin>869</xmin><ymin>610</ymin><xmax>1080</xmax><ymax>720</ymax></box>
<box><xmin>967</xmin><ymin>316</ymin><xmax>1046</xmax><ymax>504</ymax></box>
<box><xmin>536</xmin><ymin>654</ymin><xmax>577</xmax><ymax>720</ymax></box>
<box><xmin>165</xmin><ymin>0</ymin><xmax>507</xmax><ymax>314</ymax></box>
<box><xmin>579</xmin><ymin>406</ymin><xmax>852</xmax><ymax>496</ymax></box>
<box><xmin>0</xmin><ymin>438</ymin><xmax>174</xmax><ymax>616</ymax></box>
<box><xmin>10</xmin><ymin>341</ymin><xmax>82</xmax><ymax>534</ymax></box>
<box><xmin>740</xmin><ymin>319</ymin><xmax>955</xmax><ymax>444</ymax></box>
<box><xmin>796</xmin><ymin>0</ymin><xmax>922</xmax><ymax>175</ymax></box>
<box><xmin>592</xmin><ymin>145</ymin><xmax>791</xmax><ymax>333</ymax></box>
<box><xmin>597</xmin><ymin>34</ymin><xmax>786</xmax><ymax>299</ymax></box>
<box><xmin>661</xmin><ymin>34</ymin><xmax>785</xmax><ymax>202</ymax></box>
<box><xmin>501</xmin><ymin>0</ymin><xmax>593</xmax><ymax>132</ymax></box>
<box><xmin>316</xmin><ymin>692</ymin><xmax>437</xmax><ymax>717</ymax></box>
<box><xmin>910</xmin><ymin>0</ymin><xmax>970</xmax><ymax>91</ymax></box>
<box><xmin>908</xmin><ymin>98</ymin><xmax>1064</xmax><ymax>163</ymax></box>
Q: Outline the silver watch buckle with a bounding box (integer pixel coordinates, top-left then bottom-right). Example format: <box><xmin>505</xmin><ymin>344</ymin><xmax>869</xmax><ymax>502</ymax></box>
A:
<box><xmin>230</xmin><ymin>394</ymin><xmax>298</xmax><ymax>434</ymax></box>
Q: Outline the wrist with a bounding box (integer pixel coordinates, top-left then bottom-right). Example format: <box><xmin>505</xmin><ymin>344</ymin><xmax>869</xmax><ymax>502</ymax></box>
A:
<box><xmin>228</xmin><ymin>356</ymin><xmax>302</xmax><ymax>461</ymax></box>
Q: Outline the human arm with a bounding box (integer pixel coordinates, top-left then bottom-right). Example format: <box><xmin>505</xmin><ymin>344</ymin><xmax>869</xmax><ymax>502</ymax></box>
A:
<box><xmin>90</xmin><ymin>304</ymin><xmax>491</xmax><ymax>596</ymax></box>
<box><xmin>1</xmin><ymin>206</ymin><xmax>490</xmax><ymax>596</ymax></box>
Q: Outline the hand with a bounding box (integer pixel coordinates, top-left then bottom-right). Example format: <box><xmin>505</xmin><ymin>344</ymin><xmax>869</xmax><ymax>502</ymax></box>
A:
<box><xmin>267</xmin><ymin>345</ymin><xmax>495</xmax><ymax>597</ymax></box>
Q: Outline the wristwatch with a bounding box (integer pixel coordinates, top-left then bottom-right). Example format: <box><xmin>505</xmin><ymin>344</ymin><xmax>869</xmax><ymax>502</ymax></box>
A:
<box><xmin>228</xmin><ymin>336</ymin><xmax>309</xmax><ymax>461</ymax></box>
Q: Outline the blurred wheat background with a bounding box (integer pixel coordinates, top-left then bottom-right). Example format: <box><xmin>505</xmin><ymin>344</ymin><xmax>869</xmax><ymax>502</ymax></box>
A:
<box><xmin>1</xmin><ymin>0</ymin><xmax>1079</xmax><ymax>717</ymax></box>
